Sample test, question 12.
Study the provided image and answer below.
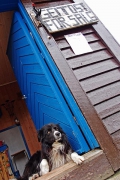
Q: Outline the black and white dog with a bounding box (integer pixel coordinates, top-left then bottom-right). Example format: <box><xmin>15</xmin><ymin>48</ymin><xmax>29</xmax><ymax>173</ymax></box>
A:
<box><xmin>19</xmin><ymin>123</ymin><xmax>84</xmax><ymax>180</ymax></box>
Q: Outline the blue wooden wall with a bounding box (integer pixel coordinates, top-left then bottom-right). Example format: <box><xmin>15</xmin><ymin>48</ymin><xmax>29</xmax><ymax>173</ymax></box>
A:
<box><xmin>7</xmin><ymin>2</ymin><xmax>99</xmax><ymax>154</ymax></box>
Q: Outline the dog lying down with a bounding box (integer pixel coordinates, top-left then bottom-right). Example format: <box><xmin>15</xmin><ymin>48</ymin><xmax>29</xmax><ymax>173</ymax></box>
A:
<box><xmin>19</xmin><ymin>123</ymin><xmax>84</xmax><ymax>180</ymax></box>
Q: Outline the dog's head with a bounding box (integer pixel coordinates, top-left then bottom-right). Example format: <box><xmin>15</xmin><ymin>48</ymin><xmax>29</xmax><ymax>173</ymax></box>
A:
<box><xmin>38</xmin><ymin>123</ymin><xmax>65</xmax><ymax>145</ymax></box>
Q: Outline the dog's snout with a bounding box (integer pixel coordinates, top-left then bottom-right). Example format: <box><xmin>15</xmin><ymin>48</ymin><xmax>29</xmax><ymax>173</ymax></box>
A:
<box><xmin>54</xmin><ymin>131</ymin><xmax>61</xmax><ymax>140</ymax></box>
<box><xmin>55</xmin><ymin>132</ymin><xmax>60</xmax><ymax>137</ymax></box>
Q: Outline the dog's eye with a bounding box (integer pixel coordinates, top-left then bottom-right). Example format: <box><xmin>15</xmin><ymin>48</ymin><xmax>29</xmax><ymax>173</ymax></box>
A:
<box><xmin>54</xmin><ymin>127</ymin><xmax>58</xmax><ymax>130</ymax></box>
<box><xmin>47</xmin><ymin>131</ymin><xmax>51</xmax><ymax>134</ymax></box>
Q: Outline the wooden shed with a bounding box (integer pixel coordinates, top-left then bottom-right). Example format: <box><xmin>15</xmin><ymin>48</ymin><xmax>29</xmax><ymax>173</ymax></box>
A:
<box><xmin>0</xmin><ymin>0</ymin><xmax>120</xmax><ymax>179</ymax></box>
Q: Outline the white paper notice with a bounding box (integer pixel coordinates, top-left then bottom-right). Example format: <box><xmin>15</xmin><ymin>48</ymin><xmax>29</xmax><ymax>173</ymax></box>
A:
<box><xmin>65</xmin><ymin>32</ymin><xmax>93</xmax><ymax>55</ymax></box>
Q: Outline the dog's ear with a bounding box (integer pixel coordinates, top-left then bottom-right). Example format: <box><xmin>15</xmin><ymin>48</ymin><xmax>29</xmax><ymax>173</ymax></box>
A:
<box><xmin>37</xmin><ymin>129</ymin><xmax>43</xmax><ymax>142</ymax></box>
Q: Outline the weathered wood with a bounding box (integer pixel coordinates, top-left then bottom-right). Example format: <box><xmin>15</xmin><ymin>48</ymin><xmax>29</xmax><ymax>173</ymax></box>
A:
<box><xmin>93</xmin><ymin>21</ymin><xmax>120</xmax><ymax>64</ymax></box>
<box><xmin>36</xmin><ymin>150</ymin><xmax>114</xmax><ymax>180</ymax></box>
<box><xmin>74</xmin><ymin>59</ymin><xmax>118</xmax><ymax>80</ymax></box>
<box><xmin>80</xmin><ymin>69</ymin><xmax>120</xmax><ymax>92</ymax></box>
<box><xmin>67</xmin><ymin>51</ymin><xmax>113</xmax><ymax>67</ymax></box>
<box><xmin>95</xmin><ymin>96</ymin><xmax>120</xmax><ymax>119</ymax></box>
<box><xmin>14</xmin><ymin>98</ymin><xmax>41</xmax><ymax>155</ymax></box>
<box><xmin>23</xmin><ymin>0</ymin><xmax>71</xmax><ymax>9</ymax></box>
<box><xmin>102</xmin><ymin>112</ymin><xmax>120</xmax><ymax>134</ymax></box>
<box><xmin>54</xmin><ymin>27</ymin><xmax>94</xmax><ymax>40</ymax></box>
<box><xmin>35</xmin><ymin>26</ymin><xmax>120</xmax><ymax>171</ymax></box>
<box><xmin>23</xmin><ymin>0</ymin><xmax>120</xmax><ymax>171</ymax></box>
<box><xmin>88</xmin><ymin>81</ymin><xmax>120</xmax><ymax>105</ymax></box>
<box><xmin>112</xmin><ymin>130</ymin><xmax>120</xmax><ymax>151</ymax></box>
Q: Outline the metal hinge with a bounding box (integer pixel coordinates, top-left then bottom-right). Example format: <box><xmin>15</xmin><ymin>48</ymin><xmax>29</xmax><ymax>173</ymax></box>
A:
<box><xmin>22</xmin><ymin>95</ymin><xmax>27</xmax><ymax>100</ymax></box>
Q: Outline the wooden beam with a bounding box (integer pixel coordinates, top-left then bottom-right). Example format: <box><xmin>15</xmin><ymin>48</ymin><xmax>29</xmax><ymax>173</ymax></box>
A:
<box><xmin>23</xmin><ymin>2</ymin><xmax>120</xmax><ymax>171</ymax></box>
<box><xmin>92</xmin><ymin>21</ymin><xmax>120</xmax><ymax>64</ymax></box>
<box><xmin>37</xmin><ymin>26</ymin><xmax>120</xmax><ymax>171</ymax></box>
<box><xmin>37</xmin><ymin>150</ymin><xmax>114</xmax><ymax>180</ymax></box>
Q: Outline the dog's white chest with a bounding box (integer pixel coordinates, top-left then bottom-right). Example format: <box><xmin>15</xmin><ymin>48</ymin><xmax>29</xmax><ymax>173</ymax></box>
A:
<box><xmin>50</xmin><ymin>142</ymin><xmax>71</xmax><ymax>170</ymax></box>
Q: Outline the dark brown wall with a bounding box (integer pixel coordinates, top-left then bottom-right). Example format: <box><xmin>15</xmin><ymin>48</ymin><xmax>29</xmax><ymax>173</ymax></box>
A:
<box><xmin>0</xmin><ymin>11</ymin><xmax>40</xmax><ymax>155</ymax></box>
<box><xmin>22</xmin><ymin>0</ymin><xmax>120</xmax><ymax>171</ymax></box>
<box><xmin>56</xmin><ymin>26</ymin><xmax>120</xmax><ymax>152</ymax></box>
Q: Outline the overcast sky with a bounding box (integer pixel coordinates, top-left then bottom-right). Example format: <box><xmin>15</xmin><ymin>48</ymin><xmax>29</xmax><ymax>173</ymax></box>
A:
<box><xmin>84</xmin><ymin>0</ymin><xmax>120</xmax><ymax>45</ymax></box>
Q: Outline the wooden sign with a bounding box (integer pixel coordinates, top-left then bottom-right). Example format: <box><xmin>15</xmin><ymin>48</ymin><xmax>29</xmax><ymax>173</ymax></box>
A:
<box><xmin>40</xmin><ymin>2</ymin><xmax>98</xmax><ymax>33</ymax></box>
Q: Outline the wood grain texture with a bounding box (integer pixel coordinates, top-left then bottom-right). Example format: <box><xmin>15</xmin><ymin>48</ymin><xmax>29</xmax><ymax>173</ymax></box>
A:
<box><xmin>93</xmin><ymin>21</ymin><xmax>120</xmax><ymax>64</ymax></box>
<box><xmin>23</xmin><ymin>0</ymin><xmax>120</xmax><ymax>170</ymax></box>
<box><xmin>112</xmin><ymin>130</ymin><xmax>120</xmax><ymax>151</ymax></box>
<box><xmin>95</xmin><ymin>96</ymin><xmax>120</xmax><ymax>119</ymax></box>
<box><xmin>36</xmin><ymin>150</ymin><xmax>114</xmax><ymax>180</ymax></box>
<box><xmin>37</xmin><ymin>28</ymin><xmax>120</xmax><ymax>170</ymax></box>
<box><xmin>102</xmin><ymin>112</ymin><xmax>120</xmax><ymax>134</ymax></box>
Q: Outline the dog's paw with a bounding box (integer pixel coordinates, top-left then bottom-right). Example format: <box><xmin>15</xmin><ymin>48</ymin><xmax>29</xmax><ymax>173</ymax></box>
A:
<box><xmin>29</xmin><ymin>173</ymin><xmax>39</xmax><ymax>180</ymax></box>
<box><xmin>40</xmin><ymin>159</ymin><xmax>49</xmax><ymax>175</ymax></box>
<box><xmin>29</xmin><ymin>177</ymin><xmax>32</xmax><ymax>180</ymax></box>
<box><xmin>71</xmin><ymin>152</ymin><xmax>84</xmax><ymax>165</ymax></box>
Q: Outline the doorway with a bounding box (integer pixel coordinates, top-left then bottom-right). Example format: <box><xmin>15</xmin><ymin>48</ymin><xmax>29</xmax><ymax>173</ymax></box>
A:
<box><xmin>0</xmin><ymin>125</ymin><xmax>29</xmax><ymax>176</ymax></box>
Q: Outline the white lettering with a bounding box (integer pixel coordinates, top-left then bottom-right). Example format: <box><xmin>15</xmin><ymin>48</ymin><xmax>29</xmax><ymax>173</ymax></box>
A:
<box><xmin>41</xmin><ymin>9</ymin><xmax>51</xmax><ymax>19</ymax></box>
<box><xmin>40</xmin><ymin>2</ymin><xmax>98</xmax><ymax>32</ymax></box>
<box><xmin>47</xmin><ymin>8</ymin><xmax>59</xmax><ymax>18</ymax></box>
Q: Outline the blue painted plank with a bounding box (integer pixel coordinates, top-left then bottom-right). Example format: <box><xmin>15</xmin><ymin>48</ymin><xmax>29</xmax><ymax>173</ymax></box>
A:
<box><xmin>18</xmin><ymin>2</ymin><xmax>99</xmax><ymax>149</ymax></box>
<box><xmin>39</xmin><ymin>105</ymin><xmax>89</xmax><ymax>153</ymax></box>
<box><xmin>19</xmin><ymin>54</ymin><xmax>39</xmax><ymax>65</ymax></box>
<box><xmin>43</xmin><ymin>114</ymin><xmax>81</xmax><ymax>152</ymax></box>
<box><xmin>7</xmin><ymin>10</ymin><xmax>95</xmax><ymax>153</ymax></box>
<box><xmin>27</xmin><ymin>74</ymin><xmax>49</xmax><ymax>86</ymax></box>
<box><xmin>14</xmin><ymin>37</ymin><xmax>29</xmax><ymax>49</ymax></box>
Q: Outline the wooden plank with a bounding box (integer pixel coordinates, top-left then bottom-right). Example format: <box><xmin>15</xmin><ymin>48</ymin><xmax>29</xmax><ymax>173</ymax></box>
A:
<box><xmin>37</xmin><ymin>150</ymin><xmax>114</xmax><ymax>180</ymax></box>
<box><xmin>67</xmin><ymin>50</ymin><xmax>113</xmax><ymax>68</ymax></box>
<box><xmin>24</xmin><ymin>1</ymin><xmax>120</xmax><ymax>171</ymax></box>
<box><xmin>102</xmin><ymin>112</ymin><xmax>120</xmax><ymax>134</ymax></box>
<box><xmin>95</xmin><ymin>96</ymin><xmax>120</xmax><ymax>119</ymax></box>
<box><xmin>56</xmin><ymin>39</ymin><xmax>69</xmax><ymax>49</ymax></box>
<box><xmin>54</xmin><ymin>27</ymin><xmax>94</xmax><ymax>40</ymax></box>
<box><xmin>81</xmin><ymin>1</ymin><xmax>120</xmax><ymax>64</ymax></box>
<box><xmin>14</xmin><ymin>99</ymin><xmax>41</xmax><ymax>155</ymax></box>
<box><xmin>85</xmin><ymin>33</ymin><xmax>99</xmax><ymax>42</ymax></box>
<box><xmin>80</xmin><ymin>69</ymin><xmax>120</xmax><ymax>92</ymax></box>
<box><xmin>74</xmin><ymin>59</ymin><xmax>118</xmax><ymax>80</ymax></box>
<box><xmin>112</xmin><ymin>130</ymin><xmax>120</xmax><ymax>151</ymax></box>
<box><xmin>35</xmin><ymin>27</ymin><xmax>120</xmax><ymax>171</ymax></box>
<box><xmin>89</xmin><ymin>41</ymin><xmax>106</xmax><ymax>51</ymax></box>
<box><xmin>57</xmin><ymin>39</ymin><xmax>105</xmax><ymax>51</ymax></box>
<box><xmin>92</xmin><ymin>21</ymin><xmax>120</xmax><ymax>64</ymax></box>
<box><xmin>87</xmin><ymin>81</ymin><xmax>120</xmax><ymax>105</ymax></box>
<box><xmin>23</xmin><ymin>1</ymin><xmax>71</xmax><ymax>9</ymax></box>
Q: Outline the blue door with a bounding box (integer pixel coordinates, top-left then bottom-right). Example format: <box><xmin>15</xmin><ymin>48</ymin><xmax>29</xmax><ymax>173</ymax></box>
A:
<box><xmin>7</xmin><ymin>10</ymin><xmax>99</xmax><ymax>154</ymax></box>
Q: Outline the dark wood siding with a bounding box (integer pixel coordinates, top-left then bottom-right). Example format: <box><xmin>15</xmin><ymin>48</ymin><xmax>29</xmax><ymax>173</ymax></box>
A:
<box><xmin>22</xmin><ymin>0</ymin><xmax>120</xmax><ymax>171</ymax></box>
<box><xmin>54</xmin><ymin>26</ymin><xmax>120</xmax><ymax>151</ymax></box>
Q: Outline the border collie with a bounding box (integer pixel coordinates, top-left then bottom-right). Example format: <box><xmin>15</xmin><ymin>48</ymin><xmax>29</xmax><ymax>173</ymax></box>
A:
<box><xmin>19</xmin><ymin>123</ymin><xmax>84</xmax><ymax>180</ymax></box>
